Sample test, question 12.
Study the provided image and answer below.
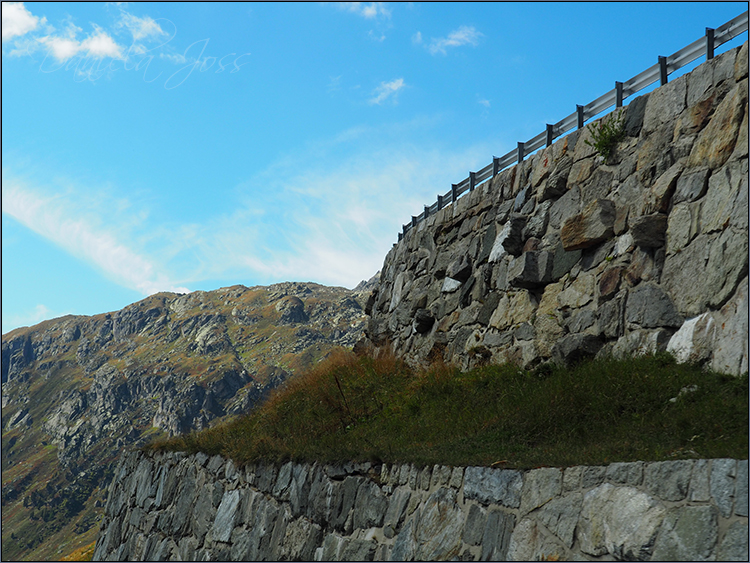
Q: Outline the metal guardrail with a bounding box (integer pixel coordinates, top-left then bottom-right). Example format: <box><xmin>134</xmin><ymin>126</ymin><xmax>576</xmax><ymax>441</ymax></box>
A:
<box><xmin>398</xmin><ymin>11</ymin><xmax>749</xmax><ymax>242</ymax></box>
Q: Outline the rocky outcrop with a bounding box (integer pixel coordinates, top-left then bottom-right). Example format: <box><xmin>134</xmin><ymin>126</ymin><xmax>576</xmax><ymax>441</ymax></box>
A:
<box><xmin>1</xmin><ymin>280</ymin><xmax>372</xmax><ymax>561</ymax></box>
<box><xmin>94</xmin><ymin>450</ymin><xmax>749</xmax><ymax>561</ymax></box>
<box><xmin>365</xmin><ymin>41</ymin><xmax>748</xmax><ymax>375</ymax></box>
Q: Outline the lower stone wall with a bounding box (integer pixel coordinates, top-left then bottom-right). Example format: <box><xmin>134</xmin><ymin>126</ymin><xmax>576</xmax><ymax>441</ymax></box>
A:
<box><xmin>93</xmin><ymin>450</ymin><xmax>748</xmax><ymax>561</ymax></box>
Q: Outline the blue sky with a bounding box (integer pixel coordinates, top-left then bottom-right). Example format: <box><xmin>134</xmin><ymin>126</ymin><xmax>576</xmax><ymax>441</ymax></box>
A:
<box><xmin>2</xmin><ymin>2</ymin><xmax>747</xmax><ymax>333</ymax></box>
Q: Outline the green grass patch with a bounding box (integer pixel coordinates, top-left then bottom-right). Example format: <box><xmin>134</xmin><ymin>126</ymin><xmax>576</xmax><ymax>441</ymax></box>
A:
<box><xmin>145</xmin><ymin>350</ymin><xmax>748</xmax><ymax>469</ymax></box>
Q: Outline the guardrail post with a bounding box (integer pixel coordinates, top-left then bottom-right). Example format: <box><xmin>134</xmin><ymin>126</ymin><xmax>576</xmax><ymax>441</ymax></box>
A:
<box><xmin>437</xmin><ymin>194</ymin><xmax>444</xmax><ymax>211</ymax></box>
<box><xmin>577</xmin><ymin>105</ymin><xmax>584</xmax><ymax>129</ymax></box>
<box><xmin>615</xmin><ymin>81</ymin><xmax>624</xmax><ymax>108</ymax></box>
<box><xmin>398</xmin><ymin>232</ymin><xmax>403</xmax><ymax>241</ymax></box>
<box><xmin>492</xmin><ymin>157</ymin><xmax>500</xmax><ymax>177</ymax></box>
<box><xmin>469</xmin><ymin>172</ymin><xmax>476</xmax><ymax>191</ymax></box>
<box><xmin>402</xmin><ymin>224</ymin><xmax>407</xmax><ymax>238</ymax></box>
<box><xmin>517</xmin><ymin>142</ymin><xmax>524</xmax><ymax>164</ymax></box>
<box><xmin>659</xmin><ymin>56</ymin><xmax>668</xmax><ymax>85</ymax></box>
<box><xmin>411</xmin><ymin>216</ymin><xmax>418</xmax><ymax>228</ymax></box>
<box><xmin>424</xmin><ymin>205</ymin><xmax>430</xmax><ymax>219</ymax></box>
<box><xmin>706</xmin><ymin>27</ymin><xmax>715</xmax><ymax>60</ymax></box>
<box><xmin>546</xmin><ymin>124</ymin><xmax>554</xmax><ymax>147</ymax></box>
<box><xmin>451</xmin><ymin>183</ymin><xmax>458</xmax><ymax>203</ymax></box>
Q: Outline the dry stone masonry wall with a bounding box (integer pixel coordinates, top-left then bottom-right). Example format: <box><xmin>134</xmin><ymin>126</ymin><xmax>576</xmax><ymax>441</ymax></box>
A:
<box><xmin>365</xmin><ymin>42</ymin><xmax>749</xmax><ymax>375</ymax></box>
<box><xmin>94</xmin><ymin>450</ymin><xmax>748</xmax><ymax>561</ymax></box>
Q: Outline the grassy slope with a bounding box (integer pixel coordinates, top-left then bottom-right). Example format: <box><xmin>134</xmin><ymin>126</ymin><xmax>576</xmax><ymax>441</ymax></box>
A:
<box><xmin>148</xmin><ymin>350</ymin><xmax>749</xmax><ymax>469</ymax></box>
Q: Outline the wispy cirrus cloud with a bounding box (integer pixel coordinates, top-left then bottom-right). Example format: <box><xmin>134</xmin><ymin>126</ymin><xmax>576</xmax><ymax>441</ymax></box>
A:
<box><xmin>369</xmin><ymin>77</ymin><xmax>405</xmax><ymax>105</ymax></box>
<box><xmin>1</xmin><ymin>175</ymin><xmax>190</xmax><ymax>296</ymax></box>
<box><xmin>426</xmin><ymin>25</ymin><xmax>483</xmax><ymax>55</ymax></box>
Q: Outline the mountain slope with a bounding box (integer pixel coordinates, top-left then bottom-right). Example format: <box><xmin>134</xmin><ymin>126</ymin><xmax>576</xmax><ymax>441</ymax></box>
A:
<box><xmin>1</xmin><ymin>280</ymin><xmax>374</xmax><ymax>561</ymax></box>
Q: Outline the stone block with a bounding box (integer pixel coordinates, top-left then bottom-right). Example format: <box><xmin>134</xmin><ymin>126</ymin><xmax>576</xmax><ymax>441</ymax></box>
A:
<box><xmin>663</xmin><ymin>229</ymin><xmax>748</xmax><ymax>318</ymax></box>
<box><xmin>441</xmin><ymin>276</ymin><xmax>462</xmax><ymax>293</ymax></box>
<box><xmin>430</xmin><ymin>464</ymin><xmax>451</xmax><ymax>488</ymax></box>
<box><xmin>701</xmin><ymin>160</ymin><xmax>749</xmax><ymax>234</ymax></box>
<box><xmin>540</xmin><ymin>155</ymin><xmax>573</xmax><ymax>202</ymax></box>
<box><xmin>508</xmin><ymin>251</ymin><xmax>554</xmax><ymax>288</ymax></box>
<box><xmin>520</xmin><ymin>467</ymin><xmax>562</xmax><ymax>515</ymax></box>
<box><xmin>625</xmin><ymin>282</ymin><xmax>683</xmax><ymax>328</ymax></box>
<box><xmin>717</xmin><ymin>520</ymin><xmax>749</xmax><ymax>561</ymax></box>
<box><xmin>736</xmin><ymin>41</ymin><xmax>748</xmax><ymax>81</ymax></box>
<box><xmin>652</xmin><ymin>505</ymin><xmax>719</xmax><ymax>561</ymax></box>
<box><xmin>537</xmin><ymin>492</ymin><xmax>583</xmax><ymax>548</ymax></box>
<box><xmin>550</xmin><ymin>240</ymin><xmax>581</xmax><ymax>281</ymax></box>
<box><xmin>711</xmin><ymin>458</ymin><xmax>737</xmax><ymax>518</ymax></box>
<box><xmin>548</xmin><ymin>185</ymin><xmax>581</xmax><ymax>230</ymax></box>
<box><xmin>630</xmin><ymin>213</ymin><xmax>668</xmax><ymax>247</ymax></box>
<box><xmin>623</xmin><ymin>93</ymin><xmax>648</xmax><ymax>137</ymax></box>
<box><xmin>211</xmin><ymin>489</ymin><xmax>241</xmax><ymax>543</ymax></box>
<box><xmin>507</xmin><ymin>517</ymin><xmax>568</xmax><ymax>562</ymax></box>
<box><xmin>447</xmin><ymin>255</ymin><xmax>472</xmax><ymax>283</ymax></box>
<box><xmin>643</xmin><ymin>73</ymin><xmax>687</xmax><ymax>133</ymax></box>
<box><xmin>552</xmin><ymin>333</ymin><xmax>603</xmax><ymax>364</ymax></box>
<box><xmin>489</xmin><ymin>291</ymin><xmax>536</xmax><ymax>331</ymax></box>
<box><xmin>689</xmin><ymin>459</ymin><xmax>711</xmax><ymax>502</ymax></box>
<box><xmin>580</xmin><ymin>465</ymin><xmax>606</xmax><ymax>489</ymax></box>
<box><xmin>666</xmin><ymin>312</ymin><xmax>716</xmax><ymax>365</ymax></box>
<box><xmin>565</xmin><ymin>308</ymin><xmax>597</xmax><ymax>335</ymax></box>
<box><xmin>410</xmin><ymin>487</ymin><xmax>465</xmax><ymax>560</ymax></box>
<box><xmin>340</xmin><ymin>538</ymin><xmax>377</xmax><ymax>561</ymax></box>
<box><xmin>612</xmin><ymin>328</ymin><xmax>671</xmax><ymax>358</ymax></box>
<box><xmin>462</xmin><ymin>504</ymin><xmax>486</xmax><ymax>546</ymax></box>
<box><xmin>578</xmin><ymin>483</ymin><xmax>666</xmax><ymax>560</ymax></box>
<box><xmin>463</xmin><ymin>466</ymin><xmax>523</xmax><ymax>508</ymax></box>
<box><xmin>674</xmin><ymin>166</ymin><xmax>709</xmax><ymax>204</ymax></box>
<box><xmin>561</xmin><ymin>199</ymin><xmax>616</xmax><ymax>251</ymax></box>
<box><xmin>644</xmin><ymin>460</ymin><xmax>693</xmax><ymax>501</ymax></box>
<box><xmin>383</xmin><ymin>487</ymin><xmax>411</xmax><ymax>538</ymax></box>
<box><xmin>605</xmin><ymin>461</ymin><xmax>644</xmax><ymax>486</ymax></box>
<box><xmin>480</xmin><ymin>508</ymin><xmax>516</xmax><ymax>561</ymax></box>
<box><xmin>353</xmin><ymin>480</ymin><xmax>388</xmax><ymax>530</ymax></box>
<box><xmin>688</xmin><ymin>80</ymin><xmax>747</xmax><ymax>169</ymax></box>
<box><xmin>449</xmin><ymin>466</ymin><xmax>464</xmax><ymax>489</ymax></box>
<box><xmin>666</xmin><ymin>201</ymin><xmax>700</xmax><ymax>255</ymax></box>
<box><xmin>557</xmin><ymin>272</ymin><xmax>595</xmax><ymax>309</ymax></box>
<box><xmin>736</xmin><ymin>459</ymin><xmax>748</xmax><ymax>517</ymax></box>
<box><xmin>643</xmin><ymin>159</ymin><xmax>685</xmax><ymax>214</ymax></box>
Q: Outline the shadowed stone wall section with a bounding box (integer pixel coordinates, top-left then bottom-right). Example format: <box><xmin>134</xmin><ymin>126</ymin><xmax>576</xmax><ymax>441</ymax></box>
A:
<box><xmin>365</xmin><ymin>41</ymin><xmax>748</xmax><ymax>376</ymax></box>
<box><xmin>93</xmin><ymin>450</ymin><xmax>748</xmax><ymax>561</ymax></box>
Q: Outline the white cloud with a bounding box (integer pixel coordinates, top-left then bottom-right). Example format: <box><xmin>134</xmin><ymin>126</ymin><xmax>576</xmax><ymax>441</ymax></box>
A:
<box><xmin>207</xmin><ymin>133</ymin><xmax>498</xmax><ymax>289</ymax></box>
<box><xmin>478</xmin><ymin>99</ymin><xmax>490</xmax><ymax>108</ymax></box>
<box><xmin>37</xmin><ymin>21</ymin><xmax>124</xmax><ymax>62</ymax></box>
<box><xmin>369</xmin><ymin>77</ymin><xmax>405</xmax><ymax>105</ymax></box>
<box><xmin>2</xmin><ymin>2</ymin><xmax>43</xmax><ymax>40</ymax></box>
<box><xmin>411</xmin><ymin>31</ymin><xmax>422</xmax><ymax>45</ymax></box>
<box><xmin>80</xmin><ymin>26</ymin><xmax>123</xmax><ymax>58</ymax></box>
<box><xmin>115</xmin><ymin>11</ymin><xmax>167</xmax><ymax>41</ymax></box>
<box><xmin>1</xmin><ymin>178</ymin><xmax>189</xmax><ymax>296</ymax></box>
<box><xmin>2</xmin><ymin>304</ymin><xmax>61</xmax><ymax>333</ymax></box>
<box><xmin>428</xmin><ymin>25</ymin><xmax>482</xmax><ymax>55</ymax></box>
<box><xmin>338</xmin><ymin>2</ymin><xmax>391</xmax><ymax>20</ymax></box>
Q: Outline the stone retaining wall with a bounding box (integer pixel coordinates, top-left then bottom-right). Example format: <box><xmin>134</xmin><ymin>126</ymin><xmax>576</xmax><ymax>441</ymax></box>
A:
<box><xmin>364</xmin><ymin>41</ymin><xmax>748</xmax><ymax>375</ymax></box>
<box><xmin>93</xmin><ymin>450</ymin><xmax>748</xmax><ymax>561</ymax></box>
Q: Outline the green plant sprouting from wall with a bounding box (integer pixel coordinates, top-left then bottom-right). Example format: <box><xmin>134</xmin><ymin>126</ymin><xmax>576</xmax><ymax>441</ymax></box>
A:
<box><xmin>585</xmin><ymin>109</ymin><xmax>625</xmax><ymax>163</ymax></box>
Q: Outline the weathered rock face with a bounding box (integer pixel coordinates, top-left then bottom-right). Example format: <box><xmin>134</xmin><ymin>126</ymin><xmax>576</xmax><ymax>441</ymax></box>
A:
<box><xmin>94</xmin><ymin>451</ymin><xmax>749</xmax><ymax>561</ymax></box>
<box><xmin>365</xmin><ymin>42</ymin><xmax>749</xmax><ymax>375</ymax></box>
<box><xmin>1</xmin><ymin>280</ymin><xmax>372</xmax><ymax>561</ymax></box>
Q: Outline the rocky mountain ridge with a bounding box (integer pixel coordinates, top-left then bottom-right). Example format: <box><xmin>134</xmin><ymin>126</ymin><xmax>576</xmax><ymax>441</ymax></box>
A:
<box><xmin>1</xmin><ymin>279</ymin><xmax>373</xmax><ymax>560</ymax></box>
